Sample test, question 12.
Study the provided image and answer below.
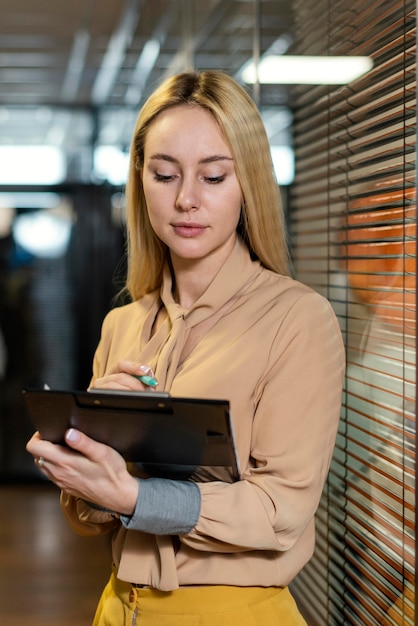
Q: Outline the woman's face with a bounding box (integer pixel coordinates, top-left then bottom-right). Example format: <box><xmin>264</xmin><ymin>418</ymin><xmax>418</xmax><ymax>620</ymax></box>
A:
<box><xmin>141</xmin><ymin>104</ymin><xmax>242</xmax><ymax>272</ymax></box>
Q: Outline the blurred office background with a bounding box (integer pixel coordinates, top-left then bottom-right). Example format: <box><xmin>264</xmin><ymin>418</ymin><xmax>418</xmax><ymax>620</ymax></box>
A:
<box><xmin>0</xmin><ymin>0</ymin><xmax>415</xmax><ymax>624</ymax></box>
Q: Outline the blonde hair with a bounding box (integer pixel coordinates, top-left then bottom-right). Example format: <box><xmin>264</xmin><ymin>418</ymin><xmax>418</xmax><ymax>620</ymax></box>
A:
<box><xmin>125</xmin><ymin>70</ymin><xmax>290</xmax><ymax>301</ymax></box>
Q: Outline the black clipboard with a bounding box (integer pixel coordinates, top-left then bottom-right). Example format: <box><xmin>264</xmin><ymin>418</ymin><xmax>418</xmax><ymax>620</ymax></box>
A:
<box><xmin>23</xmin><ymin>388</ymin><xmax>240</xmax><ymax>483</ymax></box>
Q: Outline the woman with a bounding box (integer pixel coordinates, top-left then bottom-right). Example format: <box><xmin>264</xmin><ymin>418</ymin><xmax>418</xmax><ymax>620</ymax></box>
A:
<box><xmin>27</xmin><ymin>70</ymin><xmax>345</xmax><ymax>625</ymax></box>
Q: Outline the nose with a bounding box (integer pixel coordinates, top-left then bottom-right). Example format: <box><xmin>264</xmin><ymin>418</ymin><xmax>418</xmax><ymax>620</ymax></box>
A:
<box><xmin>175</xmin><ymin>177</ymin><xmax>200</xmax><ymax>211</ymax></box>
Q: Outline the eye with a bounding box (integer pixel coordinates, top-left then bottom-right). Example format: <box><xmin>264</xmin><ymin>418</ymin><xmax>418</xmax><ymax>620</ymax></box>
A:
<box><xmin>154</xmin><ymin>173</ymin><xmax>175</xmax><ymax>183</ymax></box>
<box><xmin>204</xmin><ymin>175</ymin><xmax>225</xmax><ymax>184</ymax></box>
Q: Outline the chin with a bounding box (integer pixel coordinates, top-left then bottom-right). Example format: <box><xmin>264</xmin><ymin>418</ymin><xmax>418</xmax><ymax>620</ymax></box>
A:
<box><xmin>171</xmin><ymin>243</ymin><xmax>209</xmax><ymax>259</ymax></box>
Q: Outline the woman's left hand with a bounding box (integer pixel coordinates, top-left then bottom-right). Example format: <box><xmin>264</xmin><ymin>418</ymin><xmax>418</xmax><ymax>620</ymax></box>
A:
<box><xmin>26</xmin><ymin>429</ymin><xmax>139</xmax><ymax>516</ymax></box>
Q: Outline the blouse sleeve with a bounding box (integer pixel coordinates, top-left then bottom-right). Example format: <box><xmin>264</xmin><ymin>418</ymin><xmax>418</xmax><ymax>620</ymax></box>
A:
<box><xmin>181</xmin><ymin>291</ymin><xmax>345</xmax><ymax>553</ymax></box>
<box><xmin>60</xmin><ymin>491</ymin><xmax>120</xmax><ymax>536</ymax></box>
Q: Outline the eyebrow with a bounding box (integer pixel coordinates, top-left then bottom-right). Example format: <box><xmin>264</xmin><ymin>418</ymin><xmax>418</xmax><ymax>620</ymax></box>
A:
<box><xmin>149</xmin><ymin>153</ymin><xmax>233</xmax><ymax>164</ymax></box>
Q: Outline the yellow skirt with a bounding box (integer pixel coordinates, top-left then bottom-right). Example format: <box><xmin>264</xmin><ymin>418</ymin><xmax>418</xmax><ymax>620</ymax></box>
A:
<box><xmin>93</xmin><ymin>570</ymin><xmax>307</xmax><ymax>626</ymax></box>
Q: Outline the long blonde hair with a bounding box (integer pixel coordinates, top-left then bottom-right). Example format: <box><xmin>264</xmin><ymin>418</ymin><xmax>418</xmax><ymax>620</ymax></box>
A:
<box><xmin>125</xmin><ymin>70</ymin><xmax>290</xmax><ymax>301</ymax></box>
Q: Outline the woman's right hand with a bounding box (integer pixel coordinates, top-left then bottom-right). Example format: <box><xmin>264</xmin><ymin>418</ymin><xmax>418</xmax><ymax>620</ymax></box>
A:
<box><xmin>90</xmin><ymin>360</ymin><xmax>158</xmax><ymax>391</ymax></box>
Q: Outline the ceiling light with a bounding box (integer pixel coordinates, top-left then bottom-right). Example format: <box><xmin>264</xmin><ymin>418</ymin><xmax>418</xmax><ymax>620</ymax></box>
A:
<box><xmin>242</xmin><ymin>55</ymin><xmax>373</xmax><ymax>85</ymax></box>
<box><xmin>125</xmin><ymin>39</ymin><xmax>161</xmax><ymax>105</ymax></box>
<box><xmin>13</xmin><ymin>210</ymin><xmax>72</xmax><ymax>258</ymax></box>
<box><xmin>94</xmin><ymin>146</ymin><xmax>129</xmax><ymax>186</ymax></box>
<box><xmin>91</xmin><ymin>0</ymin><xmax>142</xmax><ymax>105</ymax></box>
<box><xmin>0</xmin><ymin>146</ymin><xmax>65</xmax><ymax>185</ymax></box>
<box><xmin>0</xmin><ymin>192</ymin><xmax>61</xmax><ymax>210</ymax></box>
<box><xmin>271</xmin><ymin>146</ymin><xmax>294</xmax><ymax>186</ymax></box>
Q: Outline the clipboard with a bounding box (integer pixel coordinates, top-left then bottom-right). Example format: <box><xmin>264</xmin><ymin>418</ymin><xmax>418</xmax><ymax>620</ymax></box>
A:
<box><xmin>22</xmin><ymin>388</ymin><xmax>240</xmax><ymax>483</ymax></box>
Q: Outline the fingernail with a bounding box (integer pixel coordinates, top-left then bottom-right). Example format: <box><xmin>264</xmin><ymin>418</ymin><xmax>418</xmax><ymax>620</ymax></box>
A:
<box><xmin>138</xmin><ymin>364</ymin><xmax>152</xmax><ymax>375</ymax></box>
<box><xmin>66</xmin><ymin>428</ymin><xmax>79</xmax><ymax>443</ymax></box>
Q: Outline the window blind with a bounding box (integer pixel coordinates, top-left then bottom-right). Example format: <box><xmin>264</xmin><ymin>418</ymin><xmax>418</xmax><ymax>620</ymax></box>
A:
<box><xmin>288</xmin><ymin>1</ymin><xmax>416</xmax><ymax>624</ymax></box>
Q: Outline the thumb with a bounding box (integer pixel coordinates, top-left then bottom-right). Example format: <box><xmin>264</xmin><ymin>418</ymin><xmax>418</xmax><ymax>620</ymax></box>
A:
<box><xmin>64</xmin><ymin>428</ymin><xmax>111</xmax><ymax>463</ymax></box>
<box><xmin>65</xmin><ymin>428</ymin><xmax>86</xmax><ymax>451</ymax></box>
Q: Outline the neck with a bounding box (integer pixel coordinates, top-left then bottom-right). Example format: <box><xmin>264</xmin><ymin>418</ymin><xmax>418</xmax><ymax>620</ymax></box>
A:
<box><xmin>170</xmin><ymin>242</ymin><xmax>237</xmax><ymax>308</ymax></box>
<box><xmin>171</xmin><ymin>261</ymin><xmax>213</xmax><ymax>308</ymax></box>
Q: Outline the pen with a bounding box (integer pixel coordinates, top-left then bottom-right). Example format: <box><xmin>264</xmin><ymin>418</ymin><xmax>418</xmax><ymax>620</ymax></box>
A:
<box><xmin>134</xmin><ymin>374</ymin><xmax>159</xmax><ymax>387</ymax></box>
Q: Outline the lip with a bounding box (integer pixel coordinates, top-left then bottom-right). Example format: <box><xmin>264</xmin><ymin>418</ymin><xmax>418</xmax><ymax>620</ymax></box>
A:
<box><xmin>171</xmin><ymin>221</ymin><xmax>207</xmax><ymax>237</ymax></box>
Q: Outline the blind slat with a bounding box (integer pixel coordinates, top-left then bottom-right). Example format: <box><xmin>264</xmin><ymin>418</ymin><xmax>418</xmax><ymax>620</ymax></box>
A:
<box><xmin>289</xmin><ymin>0</ymin><xmax>416</xmax><ymax>624</ymax></box>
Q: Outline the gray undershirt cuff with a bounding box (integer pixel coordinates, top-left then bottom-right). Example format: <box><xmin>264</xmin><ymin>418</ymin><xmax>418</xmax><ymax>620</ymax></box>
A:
<box><xmin>120</xmin><ymin>477</ymin><xmax>201</xmax><ymax>535</ymax></box>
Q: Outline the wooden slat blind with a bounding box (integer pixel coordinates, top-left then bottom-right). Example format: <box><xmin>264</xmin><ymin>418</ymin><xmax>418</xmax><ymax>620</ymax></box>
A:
<box><xmin>288</xmin><ymin>0</ymin><xmax>416</xmax><ymax>624</ymax></box>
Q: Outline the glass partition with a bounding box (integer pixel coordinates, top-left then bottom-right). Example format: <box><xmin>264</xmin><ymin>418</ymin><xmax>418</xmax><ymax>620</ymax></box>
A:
<box><xmin>286</xmin><ymin>1</ymin><xmax>416</xmax><ymax>624</ymax></box>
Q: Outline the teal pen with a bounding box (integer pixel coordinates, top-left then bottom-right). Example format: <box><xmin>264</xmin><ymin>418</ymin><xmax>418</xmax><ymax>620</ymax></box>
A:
<box><xmin>134</xmin><ymin>374</ymin><xmax>158</xmax><ymax>387</ymax></box>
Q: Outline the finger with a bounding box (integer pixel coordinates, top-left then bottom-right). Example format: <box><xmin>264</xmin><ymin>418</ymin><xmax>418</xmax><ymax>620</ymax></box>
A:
<box><xmin>64</xmin><ymin>428</ymin><xmax>118</xmax><ymax>465</ymax></box>
<box><xmin>26</xmin><ymin>432</ymin><xmax>57</xmax><ymax>459</ymax></box>
<box><xmin>115</xmin><ymin>361</ymin><xmax>158</xmax><ymax>388</ymax></box>
<box><xmin>26</xmin><ymin>431</ymin><xmax>42</xmax><ymax>453</ymax></box>
<box><xmin>112</xmin><ymin>360</ymin><xmax>154</xmax><ymax>377</ymax></box>
<box><xmin>91</xmin><ymin>372</ymin><xmax>149</xmax><ymax>391</ymax></box>
<box><xmin>92</xmin><ymin>370</ymin><xmax>158</xmax><ymax>391</ymax></box>
<box><xmin>34</xmin><ymin>455</ymin><xmax>47</xmax><ymax>470</ymax></box>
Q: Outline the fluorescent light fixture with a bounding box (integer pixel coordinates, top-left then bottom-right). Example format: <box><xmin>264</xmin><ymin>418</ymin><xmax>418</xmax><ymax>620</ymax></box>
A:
<box><xmin>61</xmin><ymin>29</ymin><xmax>90</xmax><ymax>100</ymax></box>
<box><xmin>243</xmin><ymin>55</ymin><xmax>373</xmax><ymax>85</ymax></box>
<box><xmin>125</xmin><ymin>39</ymin><xmax>160</xmax><ymax>105</ymax></box>
<box><xmin>13</xmin><ymin>210</ymin><xmax>72</xmax><ymax>258</ymax></box>
<box><xmin>0</xmin><ymin>192</ymin><xmax>62</xmax><ymax>210</ymax></box>
<box><xmin>91</xmin><ymin>1</ymin><xmax>141</xmax><ymax>105</ymax></box>
<box><xmin>0</xmin><ymin>146</ymin><xmax>65</xmax><ymax>185</ymax></box>
<box><xmin>94</xmin><ymin>145</ymin><xmax>129</xmax><ymax>186</ymax></box>
<box><xmin>271</xmin><ymin>146</ymin><xmax>294</xmax><ymax>186</ymax></box>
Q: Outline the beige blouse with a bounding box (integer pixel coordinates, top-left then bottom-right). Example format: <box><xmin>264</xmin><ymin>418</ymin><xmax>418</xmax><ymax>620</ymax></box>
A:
<box><xmin>61</xmin><ymin>237</ymin><xmax>345</xmax><ymax>591</ymax></box>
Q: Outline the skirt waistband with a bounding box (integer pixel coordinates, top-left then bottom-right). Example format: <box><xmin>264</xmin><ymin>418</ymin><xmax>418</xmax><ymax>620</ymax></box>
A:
<box><xmin>110</xmin><ymin>571</ymin><xmax>286</xmax><ymax>613</ymax></box>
